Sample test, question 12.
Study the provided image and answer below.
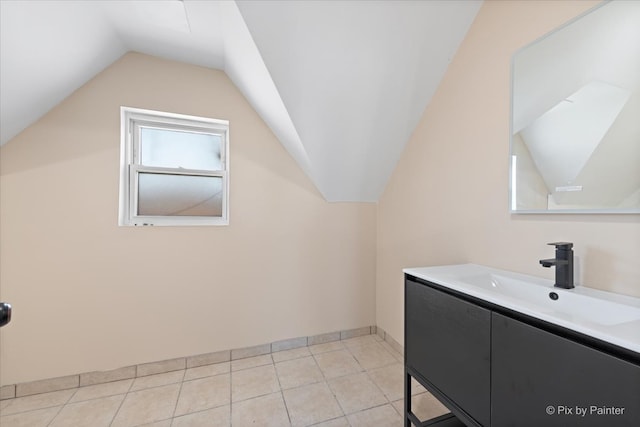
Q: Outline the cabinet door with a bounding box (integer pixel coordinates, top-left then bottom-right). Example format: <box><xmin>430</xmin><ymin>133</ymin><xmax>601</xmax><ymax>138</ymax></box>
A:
<box><xmin>492</xmin><ymin>312</ymin><xmax>640</xmax><ymax>427</ymax></box>
<box><xmin>405</xmin><ymin>279</ymin><xmax>491</xmax><ymax>426</ymax></box>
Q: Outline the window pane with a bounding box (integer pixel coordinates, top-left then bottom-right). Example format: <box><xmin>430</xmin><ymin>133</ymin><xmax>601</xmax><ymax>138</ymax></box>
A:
<box><xmin>140</xmin><ymin>127</ymin><xmax>222</xmax><ymax>170</ymax></box>
<box><xmin>137</xmin><ymin>173</ymin><xmax>223</xmax><ymax>217</ymax></box>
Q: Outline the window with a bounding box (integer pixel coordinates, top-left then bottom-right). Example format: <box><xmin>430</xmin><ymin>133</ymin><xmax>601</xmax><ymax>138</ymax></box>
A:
<box><xmin>119</xmin><ymin>107</ymin><xmax>229</xmax><ymax>226</ymax></box>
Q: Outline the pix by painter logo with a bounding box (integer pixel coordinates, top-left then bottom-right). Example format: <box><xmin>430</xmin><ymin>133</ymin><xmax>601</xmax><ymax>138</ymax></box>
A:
<box><xmin>546</xmin><ymin>405</ymin><xmax>626</xmax><ymax>417</ymax></box>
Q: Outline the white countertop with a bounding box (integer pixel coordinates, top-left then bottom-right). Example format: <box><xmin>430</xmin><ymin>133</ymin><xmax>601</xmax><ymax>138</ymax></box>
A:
<box><xmin>404</xmin><ymin>264</ymin><xmax>640</xmax><ymax>355</ymax></box>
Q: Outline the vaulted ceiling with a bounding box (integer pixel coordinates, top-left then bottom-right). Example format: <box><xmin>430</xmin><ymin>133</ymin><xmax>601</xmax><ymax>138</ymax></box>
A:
<box><xmin>0</xmin><ymin>0</ymin><xmax>482</xmax><ymax>201</ymax></box>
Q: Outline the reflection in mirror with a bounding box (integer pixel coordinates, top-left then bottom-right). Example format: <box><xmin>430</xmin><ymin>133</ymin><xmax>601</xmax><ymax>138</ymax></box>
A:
<box><xmin>510</xmin><ymin>0</ymin><xmax>640</xmax><ymax>213</ymax></box>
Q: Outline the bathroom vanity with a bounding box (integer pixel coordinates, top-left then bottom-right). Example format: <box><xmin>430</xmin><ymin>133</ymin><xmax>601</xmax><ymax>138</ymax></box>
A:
<box><xmin>404</xmin><ymin>264</ymin><xmax>640</xmax><ymax>427</ymax></box>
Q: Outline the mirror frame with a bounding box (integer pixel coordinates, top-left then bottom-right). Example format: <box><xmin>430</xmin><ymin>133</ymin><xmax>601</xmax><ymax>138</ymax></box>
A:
<box><xmin>509</xmin><ymin>1</ymin><xmax>640</xmax><ymax>215</ymax></box>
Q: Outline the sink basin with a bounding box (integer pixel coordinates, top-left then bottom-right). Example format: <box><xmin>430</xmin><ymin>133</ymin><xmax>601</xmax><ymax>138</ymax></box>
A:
<box><xmin>404</xmin><ymin>264</ymin><xmax>640</xmax><ymax>354</ymax></box>
<box><xmin>462</xmin><ymin>272</ymin><xmax>640</xmax><ymax>326</ymax></box>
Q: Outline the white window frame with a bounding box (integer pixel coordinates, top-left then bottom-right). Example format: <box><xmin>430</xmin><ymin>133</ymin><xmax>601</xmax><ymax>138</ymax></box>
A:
<box><xmin>119</xmin><ymin>107</ymin><xmax>230</xmax><ymax>226</ymax></box>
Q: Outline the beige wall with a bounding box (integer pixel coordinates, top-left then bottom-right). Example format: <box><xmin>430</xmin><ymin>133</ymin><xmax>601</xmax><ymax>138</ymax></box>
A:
<box><xmin>0</xmin><ymin>53</ymin><xmax>376</xmax><ymax>385</ymax></box>
<box><xmin>377</xmin><ymin>0</ymin><xmax>640</xmax><ymax>345</ymax></box>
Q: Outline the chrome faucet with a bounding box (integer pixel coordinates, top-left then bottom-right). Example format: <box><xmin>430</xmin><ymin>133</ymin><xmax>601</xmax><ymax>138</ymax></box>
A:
<box><xmin>539</xmin><ymin>242</ymin><xmax>574</xmax><ymax>289</ymax></box>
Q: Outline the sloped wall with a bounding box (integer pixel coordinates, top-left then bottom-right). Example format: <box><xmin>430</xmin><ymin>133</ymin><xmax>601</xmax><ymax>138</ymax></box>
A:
<box><xmin>0</xmin><ymin>53</ymin><xmax>376</xmax><ymax>385</ymax></box>
<box><xmin>376</xmin><ymin>0</ymin><xmax>639</xmax><ymax>344</ymax></box>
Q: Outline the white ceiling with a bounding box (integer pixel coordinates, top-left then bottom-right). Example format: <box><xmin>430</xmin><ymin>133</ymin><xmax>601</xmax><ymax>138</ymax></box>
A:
<box><xmin>0</xmin><ymin>0</ymin><xmax>482</xmax><ymax>202</ymax></box>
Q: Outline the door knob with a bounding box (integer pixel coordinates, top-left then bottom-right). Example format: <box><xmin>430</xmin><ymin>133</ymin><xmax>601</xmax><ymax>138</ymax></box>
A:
<box><xmin>0</xmin><ymin>302</ymin><xmax>11</xmax><ymax>327</ymax></box>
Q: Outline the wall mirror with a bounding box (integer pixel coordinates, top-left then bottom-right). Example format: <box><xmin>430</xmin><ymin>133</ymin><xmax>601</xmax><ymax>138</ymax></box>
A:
<box><xmin>510</xmin><ymin>0</ymin><xmax>640</xmax><ymax>214</ymax></box>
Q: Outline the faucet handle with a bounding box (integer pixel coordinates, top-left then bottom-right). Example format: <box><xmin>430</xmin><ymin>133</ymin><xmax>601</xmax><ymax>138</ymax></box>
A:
<box><xmin>547</xmin><ymin>242</ymin><xmax>573</xmax><ymax>250</ymax></box>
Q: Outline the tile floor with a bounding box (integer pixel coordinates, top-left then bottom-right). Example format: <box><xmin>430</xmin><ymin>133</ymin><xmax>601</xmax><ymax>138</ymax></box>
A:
<box><xmin>0</xmin><ymin>335</ymin><xmax>449</xmax><ymax>427</ymax></box>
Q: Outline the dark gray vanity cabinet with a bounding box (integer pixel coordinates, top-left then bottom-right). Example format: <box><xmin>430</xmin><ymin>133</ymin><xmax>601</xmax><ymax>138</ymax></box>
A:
<box><xmin>492</xmin><ymin>312</ymin><xmax>640</xmax><ymax>427</ymax></box>
<box><xmin>405</xmin><ymin>278</ymin><xmax>491</xmax><ymax>427</ymax></box>
<box><xmin>405</xmin><ymin>274</ymin><xmax>640</xmax><ymax>427</ymax></box>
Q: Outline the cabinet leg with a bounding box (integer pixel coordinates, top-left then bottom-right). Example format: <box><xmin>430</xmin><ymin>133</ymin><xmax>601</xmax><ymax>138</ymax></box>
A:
<box><xmin>405</xmin><ymin>368</ymin><xmax>412</xmax><ymax>426</ymax></box>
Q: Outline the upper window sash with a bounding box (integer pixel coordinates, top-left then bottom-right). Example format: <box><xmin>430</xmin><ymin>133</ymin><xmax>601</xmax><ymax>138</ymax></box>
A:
<box><xmin>131</xmin><ymin>122</ymin><xmax>228</xmax><ymax>171</ymax></box>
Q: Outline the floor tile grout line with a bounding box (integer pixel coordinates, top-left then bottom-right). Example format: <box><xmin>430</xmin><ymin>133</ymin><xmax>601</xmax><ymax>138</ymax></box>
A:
<box><xmin>272</xmin><ymin>347</ymin><xmax>312</xmax><ymax>364</ymax></box>
<box><xmin>347</xmin><ymin>347</ymin><xmax>399</xmax><ymax>371</ymax></box>
<box><xmin>43</xmin><ymin>385</ymin><xmax>80</xmax><ymax>427</ymax></box>
<box><xmin>315</xmin><ymin>350</ymin><xmax>353</xmax><ymax>421</ymax></box>
<box><xmin>231</xmin><ymin>386</ymin><xmax>289</xmax><ymax>405</ymax></box>
<box><xmin>328</xmin><ymin>369</ymin><xmax>390</xmax><ymax>419</ymax></box>
<box><xmin>325</xmin><ymin>378</ymin><xmax>349</xmax><ymax>419</ymax></box>
<box><xmin>0</xmin><ymin>388</ymin><xmax>77</xmax><ymax>419</ymax></box>
<box><xmin>163</xmin><ymin>402</ymin><xmax>230</xmax><ymax>425</ymax></box>
<box><xmin>310</xmin><ymin>351</ymin><xmax>329</xmax><ymax>384</ymax></box>
<box><xmin>308</xmin><ymin>415</ymin><xmax>354</xmax><ymax>427</ymax></box>
<box><xmin>44</xmin><ymin>402</ymin><xmax>67</xmax><ymax>427</ymax></box>
<box><xmin>123</xmin><ymin>371</ymin><xmax>188</xmax><ymax>395</ymax></box>
<box><xmin>321</xmin><ymin>349</ymin><xmax>402</xmax><ymax>423</ymax></box>
<box><xmin>186</xmin><ymin>363</ymin><xmax>232</xmax><ymax>384</ymax></box>
<box><xmin>168</xmin><ymin>369</ymin><xmax>186</xmax><ymax>422</ymax></box>
<box><xmin>65</xmin><ymin>379</ymin><xmax>137</xmax><ymax>406</ymax></box>
<box><xmin>278</xmin><ymin>390</ymin><xmax>293</xmax><ymax>427</ymax></box>
<box><xmin>52</xmin><ymin>394</ymin><xmax>128</xmax><ymax>427</ymax></box>
<box><xmin>363</xmin><ymin>368</ymin><xmax>393</xmax><ymax>406</ymax></box>
<box><xmin>230</xmin><ymin>354</ymin><xmax>274</xmax><ymax>373</ymax></box>
<box><xmin>272</xmin><ymin>354</ymin><xmax>293</xmax><ymax>426</ymax></box>
<box><xmin>308</xmin><ymin>344</ymin><xmax>347</xmax><ymax>358</ymax></box>
<box><xmin>348</xmin><ymin>401</ymin><xmax>401</xmax><ymax>422</ymax></box>
<box><xmin>389</xmin><ymin>397</ymin><xmax>404</xmax><ymax>418</ymax></box>
<box><xmin>175</xmin><ymin>374</ymin><xmax>235</xmax><ymax>422</ymax></box>
<box><xmin>366</xmin><ymin>363</ymin><xmax>406</xmax><ymax>403</ymax></box>
<box><xmin>310</xmin><ymin>346</ymin><xmax>365</xmax><ymax>385</ymax></box>
<box><xmin>232</xmin><ymin>352</ymin><xmax>341</xmax><ymax>426</ymax></box>
<box><xmin>0</xmin><ymin>405</ymin><xmax>56</xmax><ymax>424</ymax></box>
<box><xmin>132</xmin><ymin>418</ymin><xmax>172</xmax><ymax>427</ymax></box>
<box><xmin>108</xmin><ymin>373</ymin><xmax>137</xmax><ymax>427</ymax></box>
